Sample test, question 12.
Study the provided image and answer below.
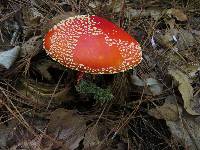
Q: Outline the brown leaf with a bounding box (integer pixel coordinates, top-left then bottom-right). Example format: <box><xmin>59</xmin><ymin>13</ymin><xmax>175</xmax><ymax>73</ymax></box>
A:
<box><xmin>167</xmin><ymin>116</ymin><xmax>200</xmax><ymax>150</ymax></box>
<box><xmin>47</xmin><ymin>108</ymin><xmax>86</xmax><ymax>150</ymax></box>
<box><xmin>169</xmin><ymin>69</ymin><xmax>200</xmax><ymax>115</ymax></box>
<box><xmin>20</xmin><ymin>35</ymin><xmax>41</xmax><ymax>58</ymax></box>
<box><xmin>84</xmin><ymin>126</ymin><xmax>101</xmax><ymax>148</ymax></box>
<box><xmin>22</xmin><ymin>6</ymin><xmax>43</xmax><ymax>27</ymax></box>
<box><xmin>167</xmin><ymin>8</ymin><xmax>188</xmax><ymax>21</ymax></box>
<box><xmin>148</xmin><ymin>96</ymin><xmax>181</xmax><ymax>121</ymax></box>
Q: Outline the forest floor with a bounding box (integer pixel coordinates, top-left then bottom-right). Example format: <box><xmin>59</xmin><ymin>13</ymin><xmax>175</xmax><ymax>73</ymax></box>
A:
<box><xmin>0</xmin><ymin>0</ymin><xmax>200</xmax><ymax>149</ymax></box>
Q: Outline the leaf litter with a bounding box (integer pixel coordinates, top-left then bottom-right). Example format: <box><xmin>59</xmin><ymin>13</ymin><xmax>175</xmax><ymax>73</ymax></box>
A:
<box><xmin>0</xmin><ymin>0</ymin><xmax>200</xmax><ymax>149</ymax></box>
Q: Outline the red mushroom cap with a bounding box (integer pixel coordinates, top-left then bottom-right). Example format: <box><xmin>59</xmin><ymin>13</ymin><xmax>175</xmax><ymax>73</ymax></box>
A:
<box><xmin>43</xmin><ymin>15</ymin><xmax>142</xmax><ymax>74</ymax></box>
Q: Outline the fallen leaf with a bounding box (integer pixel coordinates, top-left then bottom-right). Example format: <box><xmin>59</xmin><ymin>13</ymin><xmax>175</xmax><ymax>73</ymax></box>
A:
<box><xmin>149</xmin><ymin>95</ymin><xmax>200</xmax><ymax>149</ymax></box>
<box><xmin>0</xmin><ymin>46</ymin><xmax>20</xmax><ymax>69</ymax></box>
<box><xmin>131</xmin><ymin>74</ymin><xmax>145</xmax><ymax>86</ymax></box>
<box><xmin>131</xmin><ymin>76</ymin><xmax>163</xmax><ymax>96</ymax></box>
<box><xmin>0</xmin><ymin>120</ymin><xmax>17</xmax><ymax>148</ymax></box>
<box><xmin>192</xmin><ymin>95</ymin><xmax>200</xmax><ymax>114</ymax></box>
<box><xmin>146</xmin><ymin>78</ymin><xmax>163</xmax><ymax>96</ymax></box>
<box><xmin>167</xmin><ymin>116</ymin><xmax>200</xmax><ymax>150</ymax></box>
<box><xmin>154</xmin><ymin>29</ymin><xmax>197</xmax><ymax>50</ymax></box>
<box><xmin>154</xmin><ymin>30</ymin><xmax>176</xmax><ymax>49</ymax></box>
<box><xmin>176</xmin><ymin>29</ymin><xmax>196</xmax><ymax>50</ymax></box>
<box><xmin>3</xmin><ymin>117</ymin><xmax>48</xmax><ymax>149</ymax></box>
<box><xmin>22</xmin><ymin>6</ymin><xmax>43</xmax><ymax>27</ymax></box>
<box><xmin>148</xmin><ymin>96</ymin><xmax>181</xmax><ymax>121</ymax></box>
<box><xmin>22</xmin><ymin>5</ymin><xmax>43</xmax><ymax>37</ymax></box>
<box><xmin>168</xmin><ymin>69</ymin><xmax>200</xmax><ymax>115</ymax></box>
<box><xmin>167</xmin><ymin>8</ymin><xmax>188</xmax><ymax>21</ymax></box>
<box><xmin>181</xmin><ymin>64</ymin><xmax>200</xmax><ymax>78</ymax></box>
<box><xmin>47</xmin><ymin>108</ymin><xmax>86</xmax><ymax>150</ymax></box>
<box><xmin>84</xmin><ymin>126</ymin><xmax>101</xmax><ymax>148</ymax></box>
<box><xmin>20</xmin><ymin>36</ymin><xmax>41</xmax><ymax>57</ymax></box>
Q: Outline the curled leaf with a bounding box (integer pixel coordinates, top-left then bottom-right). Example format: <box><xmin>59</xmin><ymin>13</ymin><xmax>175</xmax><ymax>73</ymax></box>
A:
<box><xmin>169</xmin><ymin>69</ymin><xmax>200</xmax><ymax>115</ymax></box>
<box><xmin>167</xmin><ymin>116</ymin><xmax>200</xmax><ymax>150</ymax></box>
<box><xmin>146</xmin><ymin>78</ymin><xmax>163</xmax><ymax>96</ymax></box>
<box><xmin>0</xmin><ymin>46</ymin><xmax>20</xmax><ymax>69</ymax></box>
<box><xmin>148</xmin><ymin>96</ymin><xmax>181</xmax><ymax>121</ymax></box>
<box><xmin>167</xmin><ymin>8</ymin><xmax>188</xmax><ymax>21</ymax></box>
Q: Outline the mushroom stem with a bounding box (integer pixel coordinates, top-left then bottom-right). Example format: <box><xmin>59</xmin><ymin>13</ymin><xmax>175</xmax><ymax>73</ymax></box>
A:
<box><xmin>76</xmin><ymin>71</ymin><xmax>85</xmax><ymax>84</ymax></box>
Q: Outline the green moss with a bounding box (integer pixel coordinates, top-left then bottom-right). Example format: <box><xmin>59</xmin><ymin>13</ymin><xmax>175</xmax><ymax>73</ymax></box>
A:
<box><xmin>75</xmin><ymin>80</ymin><xmax>113</xmax><ymax>104</ymax></box>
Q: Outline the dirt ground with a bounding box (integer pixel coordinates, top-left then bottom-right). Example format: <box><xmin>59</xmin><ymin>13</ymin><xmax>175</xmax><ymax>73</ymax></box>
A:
<box><xmin>0</xmin><ymin>0</ymin><xmax>200</xmax><ymax>149</ymax></box>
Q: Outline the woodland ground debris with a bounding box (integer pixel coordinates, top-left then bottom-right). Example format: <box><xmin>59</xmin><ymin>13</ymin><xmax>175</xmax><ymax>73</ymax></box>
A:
<box><xmin>0</xmin><ymin>0</ymin><xmax>200</xmax><ymax>149</ymax></box>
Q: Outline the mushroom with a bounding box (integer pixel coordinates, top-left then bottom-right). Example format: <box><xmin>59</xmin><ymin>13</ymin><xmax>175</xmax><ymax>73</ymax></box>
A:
<box><xmin>43</xmin><ymin>15</ymin><xmax>142</xmax><ymax>74</ymax></box>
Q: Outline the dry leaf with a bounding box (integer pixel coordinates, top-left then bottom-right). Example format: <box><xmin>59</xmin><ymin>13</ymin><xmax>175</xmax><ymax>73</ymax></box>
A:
<box><xmin>176</xmin><ymin>29</ymin><xmax>196</xmax><ymax>50</ymax></box>
<box><xmin>3</xmin><ymin>118</ymin><xmax>48</xmax><ymax>149</ymax></box>
<box><xmin>146</xmin><ymin>78</ymin><xmax>163</xmax><ymax>96</ymax></box>
<box><xmin>131</xmin><ymin>74</ymin><xmax>145</xmax><ymax>86</ymax></box>
<box><xmin>169</xmin><ymin>69</ymin><xmax>200</xmax><ymax>115</ymax></box>
<box><xmin>148</xmin><ymin>95</ymin><xmax>181</xmax><ymax>121</ymax></box>
<box><xmin>167</xmin><ymin>8</ymin><xmax>188</xmax><ymax>21</ymax></box>
<box><xmin>47</xmin><ymin>108</ymin><xmax>86</xmax><ymax>150</ymax></box>
<box><xmin>83</xmin><ymin>124</ymin><xmax>119</xmax><ymax>150</ymax></box>
<box><xmin>149</xmin><ymin>95</ymin><xmax>200</xmax><ymax>149</ymax></box>
<box><xmin>0</xmin><ymin>121</ymin><xmax>17</xmax><ymax>148</ymax></box>
<box><xmin>167</xmin><ymin>116</ymin><xmax>200</xmax><ymax>150</ymax></box>
<box><xmin>154</xmin><ymin>29</ymin><xmax>197</xmax><ymax>50</ymax></box>
<box><xmin>181</xmin><ymin>64</ymin><xmax>200</xmax><ymax>78</ymax></box>
<box><xmin>131</xmin><ymin>76</ymin><xmax>163</xmax><ymax>96</ymax></box>
<box><xmin>0</xmin><ymin>46</ymin><xmax>20</xmax><ymax>69</ymax></box>
<box><xmin>22</xmin><ymin>6</ymin><xmax>43</xmax><ymax>27</ymax></box>
<box><xmin>20</xmin><ymin>35</ymin><xmax>41</xmax><ymax>57</ymax></box>
<box><xmin>84</xmin><ymin>126</ymin><xmax>101</xmax><ymax>148</ymax></box>
<box><xmin>22</xmin><ymin>4</ymin><xmax>44</xmax><ymax>37</ymax></box>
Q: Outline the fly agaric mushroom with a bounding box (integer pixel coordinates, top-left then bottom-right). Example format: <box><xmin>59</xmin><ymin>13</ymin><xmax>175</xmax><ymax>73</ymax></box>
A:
<box><xmin>43</xmin><ymin>15</ymin><xmax>142</xmax><ymax>74</ymax></box>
